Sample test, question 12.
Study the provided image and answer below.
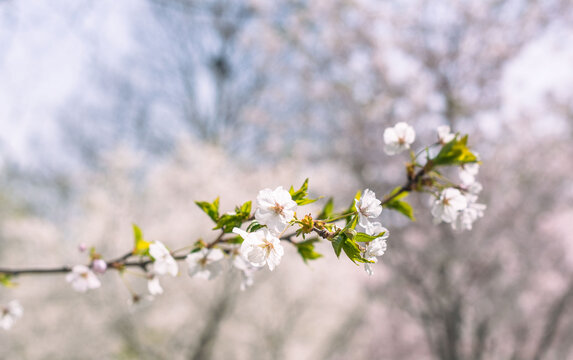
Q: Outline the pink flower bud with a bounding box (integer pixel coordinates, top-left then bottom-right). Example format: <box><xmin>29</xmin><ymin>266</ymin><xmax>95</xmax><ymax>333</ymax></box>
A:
<box><xmin>78</xmin><ymin>243</ymin><xmax>87</xmax><ymax>253</ymax></box>
<box><xmin>92</xmin><ymin>259</ymin><xmax>107</xmax><ymax>274</ymax></box>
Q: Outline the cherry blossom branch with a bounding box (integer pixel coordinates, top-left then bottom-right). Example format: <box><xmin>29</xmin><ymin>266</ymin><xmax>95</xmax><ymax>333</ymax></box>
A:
<box><xmin>0</xmin><ymin>252</ymin><xmax>187</xmax><ymax>277</ymax></box>
<box><xmin>0</xmin><ymin>150</ymin><xmax>439</xmax><ymax>277</ymax></box>
<box><xmin>0</xmin><ymin>123</ymin><xmax>487</xmax><ymax>332</ymax></box>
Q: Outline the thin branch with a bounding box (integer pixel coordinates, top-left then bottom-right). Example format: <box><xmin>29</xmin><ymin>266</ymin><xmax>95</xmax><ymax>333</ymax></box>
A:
<box><xmin>0</xmin><ymin>253</ymin><xmax>187</xmax><ymax>277</ymax></box>
<box><xmin>0</xmin><ymin>163</ymin><xmax>433</xmax><ymax>278</ymax></box>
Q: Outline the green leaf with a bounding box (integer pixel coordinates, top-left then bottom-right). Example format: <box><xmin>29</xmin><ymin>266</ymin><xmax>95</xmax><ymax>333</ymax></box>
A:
<box><xmin>214</xmin><ymin>213</ymin><xmax>244</xmax><ymax>233</ymax></box>
<box><xmin>354</xmin><ymin>231</ymin><xmax>386</xmax><ymax>243</ymax></box>
<box><xmin>386</xmin><ymin>186</ymin><xmax>408</xmax><ymax>201</ymax></box>
<box><xmin>289</xmin><ymin>178</ymin><xmax>308</xmax><ymax>200</ymax></box>
<box><xmin>332</xmin><ymin>231</ymin><xmax>374</xmax><ymax>264</ymax></box>
<box><xmin>246</xmin><ymin>221</ymin><xmax>264</xmax><ymax>232</ymax></box>
<box><xmin>342</xmin><ymin>239</ymin><xmax>365</xmax><ymax>264</ymax></box>
<box><xmin>289</xmin><ymin>178</ymin><xmax>318</xmax><ymax>205</ymax></box>
<box><xmin>344</xmin><ymin>191</ymin><xmax>361</xmax><ymax>224</ymax></box>
<box><xmin>317</xmin><ymin>197</ymin><xmax>334</xmax><ymax>220</ymax></box>
<box><xmin>296</xmin><ymin>198</ymin><xmax>318</xmax><ymax>205</ymax></box>
<box><xmin>132</xmin><ymin>224</ymin><xmax>150</xmax><ymax>255</ymax></box>
<box><xmin>343</xmin><ymin>214</ymin><xmax>359</xmax><ymax>231</ymax></box>
<box><xmin>342</xmin><ymin>238</ymin><xmax>372</xmax><ymax>264</ymax></box>
<box><xmin>382</xmin><ymin>187</ymin><xmax>415</xmax><ymax>221</ymax></box>
<box><xmin>214</xmin><ymin>201</ymin><xmax>252</xmax><ymax>233</ymax></box>
<box><xmin>296</xmin><ymin>239</ymin><xmax>323</xmax><ymax>263</ymax></box>
<box><xmin>332</xmin><ymin>233</ymin><xmax>346</xmax><ymax>258</ymax></box>
<box><xmin>433</xmin><ymin>135</ymin><xmax>478</xmax><ymax>166</ymax></box>
<box><xmin>0</xmin><ymin>273</ymin><xmax>16</xmax><ymax>288</ymax></box>
<box><xmin>238</xmin><ymin>201</ymin><xmax>251</xmax><ymax>216</ymax></box>
<box><xmin>195</xmin><ymin>197</ymin><xmax>220</xmax><ymax>223</ymax></box>
<box><xmin>386</xmin><ymin>199</ymin><xmax>415</xmax><ymax>221</ymax></box>
<box><xmin>227</xmin><ymin>236</ymin><xmax>244</xmax><ymax>244</ymax></box>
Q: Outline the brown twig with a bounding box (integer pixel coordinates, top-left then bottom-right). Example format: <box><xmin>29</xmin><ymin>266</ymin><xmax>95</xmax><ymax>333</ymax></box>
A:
<box><xmin>0</xmin><ymin>164</ymin><xmax>433</xmax><ymax>278</ymax></box>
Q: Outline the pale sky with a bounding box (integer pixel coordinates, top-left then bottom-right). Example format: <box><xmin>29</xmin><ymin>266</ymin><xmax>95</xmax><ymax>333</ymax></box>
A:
<box><xmin>0</xmin><ymin>0</ymin><xmax>572</xmax><ymax>167</ymax></box>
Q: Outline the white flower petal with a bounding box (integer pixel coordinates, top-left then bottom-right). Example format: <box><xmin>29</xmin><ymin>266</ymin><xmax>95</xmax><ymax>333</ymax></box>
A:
<box><xmin>383</xmin><ymin>123</ymin><xmax>415</xmax><ymax>155</ymax></box>
<box><xmin>254</xmin><ymin>186</ymin><xmax>297</xmax><ymax>235</ymax></box>
<box><xmin>66</xmin><ymin>265</ymin><xmax>101</xmax><ymax>293</ymax></box>
<box><xmin>148</xmin><ymin>277</ymin><xmax>163</xmax><ymax>295</ymax></box>
<box><xmin>150</xmin><ymin>241</ymin><xmax>178</xmax><ymax>277</ymax></box>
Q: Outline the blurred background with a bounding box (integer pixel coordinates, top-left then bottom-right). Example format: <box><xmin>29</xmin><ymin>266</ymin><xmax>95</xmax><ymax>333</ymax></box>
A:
<box><xmin>1</xmin><ymin>0</ymin><xmax>573</xmax><ymax>359</ymax></box>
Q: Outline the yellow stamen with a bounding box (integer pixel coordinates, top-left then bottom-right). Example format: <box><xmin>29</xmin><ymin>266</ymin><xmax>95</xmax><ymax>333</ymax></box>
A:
<box><xmin>271</xmin><ymin>202</ymin><xmax>284</xmax><ymax>215</ymax></box>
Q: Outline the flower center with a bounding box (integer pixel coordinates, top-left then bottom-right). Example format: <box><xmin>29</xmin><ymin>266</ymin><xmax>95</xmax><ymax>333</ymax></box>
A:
<box><xmin>442</xmin><ymin>197</ymin><xmax>451</xmax><ymax>206</ymax></box>
<box><xmin>398</xmin><ymin>136</ymin><xmax>406</xmax><ymax>145</ymax></box>
<box><xmin>198</xmin><ymin>257</ymin><xmax>208</xmax><ymax>267</ymax></box>
<box><xmin>80</xmin><ymin>272</ymin><xmax>89</xmax><ymax>279</ymax></box>
<box><xmin>259</xmin><ymin>240</ymin><xmax>274</xmax><ymax>256</ymax></box>
<box><xmin>271</xmin><ymin>202</ymin><xmax>284</xmax><ymax>215</ymax></box>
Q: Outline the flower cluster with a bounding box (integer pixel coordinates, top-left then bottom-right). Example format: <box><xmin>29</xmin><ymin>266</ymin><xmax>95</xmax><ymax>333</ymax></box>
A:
<box><xmin>0</xmin><ymin>122</ymin><xmax>486</xmax><ymax>327</ymax></box>
<box><xmin>384</xmin><ymin>122</ymin><xmax>486</xmax><ymax>231</ymax></box>
<box><xmin>432</xmin><ymin>127</ymin><xmax>486</xmax><ymax>230</ymax></box>
<box><xmin>355</xmin><ymin>191</ymin><xmax>388</xmax><ymax>275</ymax></box>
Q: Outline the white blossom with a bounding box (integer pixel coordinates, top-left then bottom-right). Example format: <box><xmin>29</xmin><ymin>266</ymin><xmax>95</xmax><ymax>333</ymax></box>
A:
<box><xmin>362</xmin><ymin>220</ymin><xmax>388</xmax><ymax>237</ymax></box>
<box><xmin>255</xmin><ymin>186</ymin><xmax>297</xmax><ymax>234</ymax></box>
<box><xmin>0</xmin><ymin>301</ymin><xmax>23</xmax><ymax>330</ymax></box>
<box><xmin>452</xmin><ymin>194</ymin><xmax>486</xmax><ymax>231</ymax></box>
<box><xmin>233</xmin><ymin>228</ymin><xmax>284</xmax><ymax>271</ymax></box>
<box><xmin>147</xmin><ymin>276</ymin><xmax>163</xmax><ymax>296</ymax></box>
<box><xmin>431</xmin><ymin>188</ymin><xmax>468</xmax><ymax>224</ymax></box>
<box><xmin>149</xmin><ymin>241</ymin><xmax>178</xmax><ymax>277</ymax></box>
<box><xmin>383</xmin><ymin>122</ymin><xmax>416</xmax><ymax>155</ymax></box>
<box><xmin>186</xmin><ymin>248</ymin><xmax>225</xmax><ymax>280</ymax></box>
<box><xmin>437</xmin><ymin>125</ymin><xmax>455</xmax><ymax>144</ymax></box>
<box><xmin>231</xmin><ymin>252</ymin><xmax>258</xmax><ymax>291</ymax></box>
<box><xmin>360</xmin><ymin>222</ymin><xmax>389</xmax><ymax>276</ymax></box>
<box><xmin>465</xmin><ymin>181</ymin><xmax>483</xmax><ymax>195</ymax></box>
<box><xmin>459</xmin><ymin>162</ymin><xmax>480</xmax><ymax>185</ymax></box>
<box><xmin>355</xmin><ymin>189</ymin><xmax>382</xmax><ymax>228</ymax></box>
<box><xmin>66</xmin><ymin>265</ymin><xmax>101</xmax><ymax>293</ymax></box>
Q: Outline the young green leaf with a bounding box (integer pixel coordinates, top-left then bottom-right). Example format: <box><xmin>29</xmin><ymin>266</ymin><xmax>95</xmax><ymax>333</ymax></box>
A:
<box><xmin>289</xmin><ymin>178</ymin><xmax>318</xmax><ymax>205</ymax></box>
<box><xmin>354</xmin><ymin>231</ymin><xmax>386</xmax><ymax>243</ymax></box>
<box><xmin>246</xmin><ymin>221</ymin><xmax>264</xmax><ymax>233</ymax></box>
<box><xmin>289</xmin><ymin>178</ymin><xmax>309</xmax><ymax>200</ymax></box>
<box><xmin>382</xmin><ymin>187</ymin><xmax>415</xmax><ymax>221</ymax></box>
<box><xmin>195</xmin><ymin>197</ymin><xmax>220</xmax><ymax>223</ymax></box>
<box><xmin>385</xmin><ymin>199</ymin><xmax>415</xmax><ymax>221</ymax></box>
<box><xmin>132</xmin><ymin>224</ymin><xmax>150</xmax><ymax>256</ymax></box>
<box><xmin>317</xmin><ymin>197</ymin><xmax>334</xmax><ymax>220</ymax></box>
<box><xmin>214</xmin><ymin>213</ymin><xmax>245</xmax><ymax>233</ymax></box>
<box><xmin>0</xmin><ymin>273</ymin><xmax>16</xmax><ymax>288</ymax></box>
<box><xmin>296</xmin><ymin>198</ymin><xmax>319</xmax><ymax>206</ymax></box>
<box><xmin>227</xmin><ymin>236</ymin><xmax>244</xmax><ymax>244</ymax></box>
<box><xmin>214</xmin><ymin>201</ymin><xmax>252</xmax><ymax>233</ymax></box>
<box><xmin>332</xmin><ymin>233</ymin><xmax>346</xmax><ymax>258</ymax></box>
<box><xmin>342</xmin><ymin>237</ymin><xmax>373</xmax><ymax>264</ymax></box>
<box><xmin>343</xmin><ymin>214</ymin><xmax>359</xmax><ymax>231</ymax></box>
<box><xmin>385</xmin><ymin>186</ymin><xmax>407</xmax><ymax>201</ymax></box>
<box><xmin>238</xmin><ymin>201</ymin><xmax>252</xmax><ymax>217</ymax></box>
<box><xmin>296</xmin><ymin>239</ymin><xmax>323</xmax><ymax>263</ymax></box>
<box><xmin>344</xmin><ymin>191</ymin><xmax>361</xmax><ymax>224</ymax></box>
<box><xmin>433</xmin><ymin>135</ymin><xmax>478</xmax><ymax>166</ymax></box>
